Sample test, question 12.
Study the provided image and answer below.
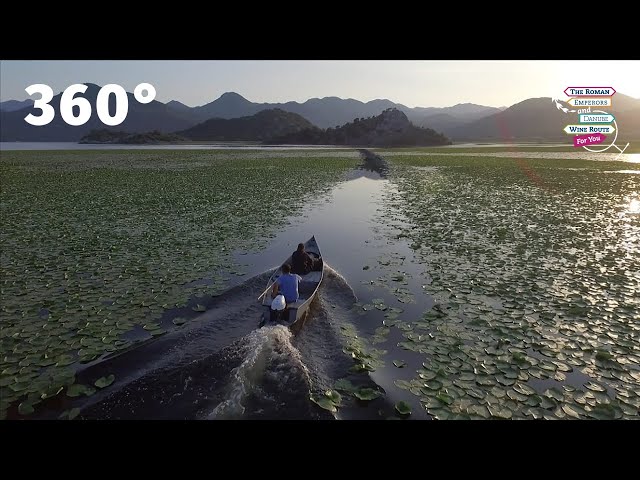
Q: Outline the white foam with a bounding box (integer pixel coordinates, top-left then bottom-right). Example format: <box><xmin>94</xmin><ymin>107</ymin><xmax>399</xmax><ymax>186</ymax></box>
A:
<box><xmin>206</xmin><ymin>324</ymin><xmax>309</xmax><ymax>419</ymax></box>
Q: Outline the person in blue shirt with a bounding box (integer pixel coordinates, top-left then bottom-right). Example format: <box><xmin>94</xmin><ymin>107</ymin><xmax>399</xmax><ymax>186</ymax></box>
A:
<box><xmin>271</xmin><ymin>263</ymin><xmax>302</xmax><ymax>303</ymax></box>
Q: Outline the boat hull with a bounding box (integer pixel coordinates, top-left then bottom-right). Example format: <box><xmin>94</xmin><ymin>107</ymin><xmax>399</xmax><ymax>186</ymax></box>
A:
<box><xmin>260</xmin><ymin>236</ymin><xmax>323</xmax><ymax>329</ymax></box>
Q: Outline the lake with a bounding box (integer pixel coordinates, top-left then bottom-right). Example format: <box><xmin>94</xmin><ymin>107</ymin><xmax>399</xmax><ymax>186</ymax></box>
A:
<box><xmin>0</xmin><ymin>148</ymin><xmax>638</xmax><ymax>420</ymax></box>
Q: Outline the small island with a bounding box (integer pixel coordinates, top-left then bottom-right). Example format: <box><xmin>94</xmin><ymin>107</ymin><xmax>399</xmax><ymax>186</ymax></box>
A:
<box><xmin>79</xmin><ymin>129</ymin><xmax>188</xmax><ymax>144</ymax></box>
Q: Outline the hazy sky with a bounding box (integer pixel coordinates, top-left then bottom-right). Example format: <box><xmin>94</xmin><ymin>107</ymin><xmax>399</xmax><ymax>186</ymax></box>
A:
<box><xmin>1</xmin><ymin>60</ymin><xmax>638</xmax><ymax>108</ymax></box>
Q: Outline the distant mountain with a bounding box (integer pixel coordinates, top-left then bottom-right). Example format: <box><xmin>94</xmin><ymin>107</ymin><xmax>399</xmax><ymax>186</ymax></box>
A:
<box><xmin>412</xmin><ymin>104</ymin><xmax>510</xmax><ymax>137</ymax></box>
<box><xmin>165</xmin><ymin>100</ymin><xmax>192</xmax><ymax>112</ymax></box>
<box><xmin>411</xmin><ymin>103</ymin><xmax>502</xmax><ymax>122</ymax></box>
<box><xmin>415</xmin><ymin>113</ymin><xmax>467</xmax><ymax>136</ymax></box>
<box><xmin>0</xmin><ymin>99</ymin><xmax>32</xmax><ymax>112</ymax></box>
<box><xmin>271</xmin><ymin>108</ymin><xmax>451</xmax><ymax>147</ymax></box>
<box><xmin>0</xmin><ymin>84</ymin><xmax>199</xmax><ymax>142</ymax></box>
<box><xmin>191</xmin><ymin>92</ymin><xmax>500</xmax><ymax>129</ymax></box>
<box><xmin>14</xmin><ymin>86</ymin><xmax>633</xmax><ymax>144</ymax></box>
<box><xmin>191</xmin><ymin>92</ymin><xmax>259</xmax><ymax>121</ymax></box>
<box><xmin>178</xmin><ymin>108</ymin><xmax>316</xmax><ymax>141</ymax></box>
<box><xmin>450</xmin><ymin>93</ymin><xmax>640</xmax><ymax>141</ymax></box>
<box><xmin>1</xmin><ymin>87</ymin><xmax>502</xmax><ymax>141</ymax></box>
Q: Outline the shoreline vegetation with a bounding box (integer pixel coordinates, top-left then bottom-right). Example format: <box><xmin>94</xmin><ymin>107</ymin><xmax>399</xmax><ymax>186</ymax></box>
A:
<box><xmin>79</xmin><ymin>130</ymin><xmax>188</xmax><ymax>145</ymax></box>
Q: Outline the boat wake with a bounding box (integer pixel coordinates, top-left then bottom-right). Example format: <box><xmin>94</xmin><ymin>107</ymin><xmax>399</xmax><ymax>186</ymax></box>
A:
<box><xmin>206</xmin><ymin>325</ymin><xmax>311</xmax><ymax>419</ymax></box>
<box><xmin>36</xmin><ymin>264</ymin><xmax>368</xmax><ymax>420</ymax></box>
<box><xmin>206</xmin><ymin>265</ymin><xmax>362</xmax><ymax>419</ymax></box>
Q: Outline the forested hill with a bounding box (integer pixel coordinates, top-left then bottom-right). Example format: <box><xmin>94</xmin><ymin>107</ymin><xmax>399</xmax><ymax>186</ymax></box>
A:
<box><xmin>269</xmin><ymin>108</ymin><xmax>451</xmax><ymax>146</ymax></box>
<box><xmin>178</xmin><ymin>108</ymin><xmax>316</xmax><ymax>141</ymax></box>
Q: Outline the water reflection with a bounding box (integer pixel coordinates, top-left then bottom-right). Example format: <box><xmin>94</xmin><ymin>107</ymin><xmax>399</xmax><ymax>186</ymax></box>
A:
<box><xmin>629</xmin><ymin>198</ymin><xmax>640</xmax><ymax>214</ymax></box>
<box><xmin>357</xmin><ymin>149</ymin><xmax>389</xmax><ymax>177</ymax></box>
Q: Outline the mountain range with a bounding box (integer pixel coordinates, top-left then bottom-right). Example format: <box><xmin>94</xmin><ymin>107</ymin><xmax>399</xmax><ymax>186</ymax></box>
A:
<box><xmin>0</xmin><ymin>99</ymin><xmax>33</xmax><ymax>112</ymax></box>
<box><xmin>0</xmin><ymin>84</ymin><xmax>194</xmax><ymax>142</ymax></box>
<box><xmin>1</xmin><ymin>85</ymin><xmax>638</xmax><ymax>142</ymax></box>
<box><xmin>180</xmin><ymin>91</ymin><xmax>502</xmax><ymax>130</ymax></box>
<box><xmin>449</xmin><ymin>93</ymin><xmax>640</xmax><ymax>142</ymax></box>
<box><xmin>177</xmin><ymin>108</ymin><xmax>316</xmax><ymax>141</ymax></box>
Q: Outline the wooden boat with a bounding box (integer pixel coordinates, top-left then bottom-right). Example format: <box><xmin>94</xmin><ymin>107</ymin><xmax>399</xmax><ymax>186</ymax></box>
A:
<box><xmin>259</xmin><ymin>236</ymin><xmax>324</xmax><ymax>329</ymax></box>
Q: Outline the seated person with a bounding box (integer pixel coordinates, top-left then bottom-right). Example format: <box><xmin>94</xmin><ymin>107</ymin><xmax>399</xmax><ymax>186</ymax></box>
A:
<box><xmin>291</xmin><ymin>243</ymin><xmax>315</xmax><ymax>275</ymax></box>
<box><xmin>271</xmin><ymin>263</ymin><xmax>302</xmax><ymax>304</ymax></box>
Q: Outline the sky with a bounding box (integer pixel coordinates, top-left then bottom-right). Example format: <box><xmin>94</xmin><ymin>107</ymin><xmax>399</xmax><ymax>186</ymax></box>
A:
<box><xmin>1</xmin><ymin>60</ymin><xmax>638</xmax><ymax>108</ymax></box>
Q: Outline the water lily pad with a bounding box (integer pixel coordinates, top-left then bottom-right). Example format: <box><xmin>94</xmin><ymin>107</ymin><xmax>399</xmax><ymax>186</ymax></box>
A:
<box><xmin>429</xmin><ymin>408</ymin><xmax>453</xmax><ymax>420</ymax></box>
<box><xmin>488</xmin><ymin>405</ymin><xmax>512</xmax><ymax>419</ymax></box>
<box><xmin>528</xmin><ymin>368</ymin><xmax>543</xmax><ymax>379</ymax></box>
<box><xmin>394</xmin><ymin>380</ymin><xmax>411</xmax><ymax>390</ymax></box>
<box><xmin>424</xmin><ymin>380</ymin><xmax>443</xmax><ymax>390</ymax></box>
<box><xmin>353</xmin><ymin>387</ymin><xmax>382</xmax><ymax>401</ymax></box>
<box><xmin>94</xmin><ymin>374</ymin><xmax>115</xmax><ymax>389</ymax></box>
<box><xmin>506</xmin><ymin>390</ymin><xmax>528</xmax><ymax>402</ymax></box>
<box><xmin>418</xmin><ymin>371</ymin><xmax>437</xmax><ymax>381</ymax></box>
<box><xmin>192</xmin><ymin>304</ymin><xmax>206</xmax><ymax>312</ymax></box>
<box><xmin>325</xmin><ymin>390</ymin><xmax>342</xmax><ymax>406</ymax></box>
<box><xmin>383</xmin><ymin>317</ymin><xmax>398</xmax><ymax>326</ymax></box>
<box><xmin>543</xmin><ymin>388</ymin><xmax>564</xmax><ymax>402</ymax></box>
<box><xmin>458</xmin><ymin>372</ymin><xmax>475</xmax><ymax>382</ymax></box>
<box><xmin>66</xmin><ymin>383</ymin><xmax>88</xmax><ymax>397</ymax></box>
<box><xmin>79</xmin><ymin>353</ymin><xmax>100</xmax><ymax>363</ymax></box>
<box><xmin>476</xmin><ymin>377</ymin><xmax>496</xmax><ymax>387</ymax></box>
<box><xmin>584</xmin><ymin>381</ymin><xmax>606</xmax><ymax>392</ymax></box>
<box><xmin>491</xmin><ymin>387</ymin><xmax>506</xmax><ymax>399</ymax></box>
<box><xmin>595</xmin><ymin>350</ymin><xmax>613</xmax><ymax>361</ymax></box>
<box><xmin>466</xmin><ymin>387</ymin><xmax>485</xmax><ymax>400</ymax></box>
<box><xmin>41</xmin><ymin>385</ymin><xmax>64</xmax><ymax>400</ymax></box>
<box><xmin>469</xmin><ymin>404</ymin><xmax>491</xmax><ymax>419</ymax></box>
<box><xmin>587</xmin><ymin>404</ymin><xmax>619</xmax><ymax>420</ymax></box>
<box><xmin>393</xmin><ymin>360</ymin><xmax>406</xmax><ymax>368</ymax></box>
<box><xmin>0</xmin><ymin>376</ymin><xmax>16</xmax><ymax>387</ymax></box>
<box><xmin>513</xmin><ymin>382</ymin><xmax>536</xmax><ymax>396</ymax></box>
<box><xmin>436</xmin><ymin>393</ymin><xmax>454</xmax><ymax>405</ymax></box>
<box><xmin>18</xmin><ymin>401</ymin><xmax>35</xmax><ymax>415</ymax></box>
<box><xmin>561</xmin><ymin>404</ymin><xmax>582</xmax><ymax>419</ymax></box>
<box><xmin>496</xmin><ymin>375</ymin><xmax>515</xmax><ymax>386</ymax></box>
<box><xmin>523</xmin><ymin>407</ymin><xmax>544</xmax><ymax>419</ymax></box>
<box><xmin>172</xmin><ymin>317</ymin><xmax>187</xmax><ymax>326</ymax></box>
<box><xmin>349</xmin><ymin>363</ymin><xmax>375</xmax><ymax>373</ymax></box>
<box><xmin>55</xmin><ymin>354</ymin><xmax>75</xmax><ymax>367</ymax></box>
<box><xmin>310</xmin><ymin>394</ymin><xmax>337</xmax><ymax>413</ymax></box>
<box><xmin>334</xmin><ymin>378</ymin><xmax>357</xmax><ymax>393</ymax></box>
<box><xmin>395</xmin><ymin>401</ymin><xmax>412</xmax><ymax>416</ymax></box>
<box><xmin>68</xmin><ymin>407</ymin><xmax>81</xmax><ymax>420</ymax></box>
